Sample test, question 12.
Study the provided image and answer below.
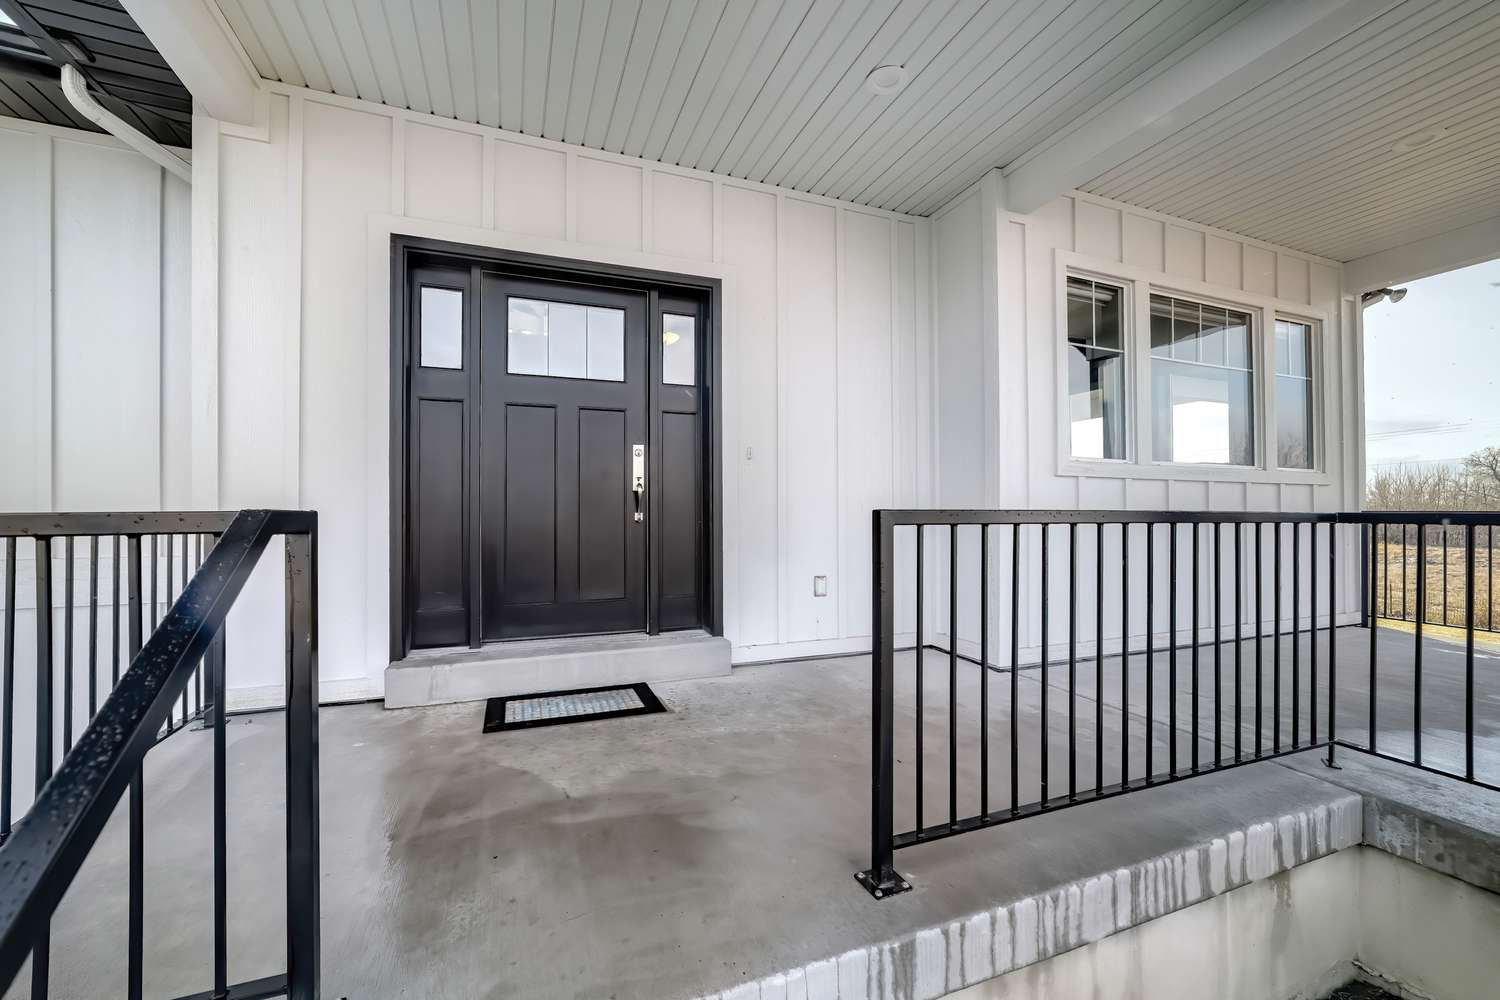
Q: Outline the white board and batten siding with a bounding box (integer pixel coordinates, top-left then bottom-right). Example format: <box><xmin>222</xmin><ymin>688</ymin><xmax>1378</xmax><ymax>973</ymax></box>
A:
<box><xmin>0</xmin><ymin>117</ymin><xmax>191</xmax><ymax>811</ymax></box>
<box><xmin>208</xmin><ymin>83</ymin><xmax>929</xmax><ymax>700</ymax></box>
<box><xmin>930</xmin><ymin>176</ymin><xmax>1362</xmax><ymax>663</ymax></box>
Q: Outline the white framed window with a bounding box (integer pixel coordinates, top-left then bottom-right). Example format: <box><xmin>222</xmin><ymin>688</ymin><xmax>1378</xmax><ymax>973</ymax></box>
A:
<box><xmin>1054</xmin><ymin>250</ymin><xmax>1330</xmax><ymax>485</ymax></box>
<box><xmin>1274</xmin><ymin>317</ymin><xmax>1317</xmax><ymax>470</ymax></box>
<box><xmin>1065</xmin><ymin>275</ymin><xmax>1129</xmax><ymax>460</ymax></box>
<box><xmin>1149</xmin><ymin>293</ymin><xmax>1255</xmax><ymax>467</ymax></box>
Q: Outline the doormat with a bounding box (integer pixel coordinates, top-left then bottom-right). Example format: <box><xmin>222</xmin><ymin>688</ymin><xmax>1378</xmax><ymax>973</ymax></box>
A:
<box><xmin>482</xmin><ymin>682</ymin><xmax>666</xmax><ymax>733</ymax></box>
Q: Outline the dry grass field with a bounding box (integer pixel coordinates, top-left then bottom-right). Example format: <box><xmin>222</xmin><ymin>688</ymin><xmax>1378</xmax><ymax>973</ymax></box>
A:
<box><xmin>1372</xmin><ymin>529</ymin><xmax>1498</xmax><ymax>632</ymax></box>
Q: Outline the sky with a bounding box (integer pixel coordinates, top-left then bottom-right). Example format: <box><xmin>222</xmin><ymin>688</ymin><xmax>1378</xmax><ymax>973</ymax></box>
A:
<box><xmin>1363</xmin><ymin>256</ymin><xmax>1500</xmax><ymax>473</ymax></box>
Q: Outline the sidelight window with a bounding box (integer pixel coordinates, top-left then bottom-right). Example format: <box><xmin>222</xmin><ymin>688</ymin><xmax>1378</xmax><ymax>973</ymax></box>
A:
<box><xmin>507</xmin><ymin>297</ymin><xmax>625</xmax><ymax>381</ymax></box>
<box><xmin>419</xmin><ymin>287</ymin><xmax>464</xmax><ymax>369</ymax></box>
<box><xmin>662</xmin><ymin>314</ymin><xmax>696</xmax><ymax>386</ymax></box>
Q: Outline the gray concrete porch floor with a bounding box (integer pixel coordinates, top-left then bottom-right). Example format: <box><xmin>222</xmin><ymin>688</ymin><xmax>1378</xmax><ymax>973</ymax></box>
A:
<box><xmin>10</xmin><ymin>624</ymin><xmax>1499</xmax><ymax>999</ymax></box>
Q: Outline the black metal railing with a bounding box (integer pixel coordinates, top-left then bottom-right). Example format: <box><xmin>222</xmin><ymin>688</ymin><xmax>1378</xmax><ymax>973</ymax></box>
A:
<box><xmin>1367</xmin><ymin>520</ymin><xmax>1496</xmax><ymax>633</ymax></box>
<box><xmin>859</xmin><ymin>508</ymin><xmax>1497</xmax><ymax>899</ymax></box>
<box><xmin>0</xmin><ymin>510</ymin><xmax>319</xmax><ymax>999</ymax></box>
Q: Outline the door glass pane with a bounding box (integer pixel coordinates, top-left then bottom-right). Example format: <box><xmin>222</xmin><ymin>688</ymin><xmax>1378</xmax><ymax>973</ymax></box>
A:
<box><xmin>507</xmin><ymin>297</ymin><xmax>625</xmax><ymax>381</ymax></box>
<box><xmin>663</xmin><ymin>313</ymin><xmax>696</xmax><ymax>386</ymax></box>
<box><xmin>547</xmin><ymin>302</ymin><xmax>588</xmax><ymax>379</ymax></box>
<box><xmin>419</xmin><ymin>287</ymin><xmax>463</xmax><ymax>369</ymax></box>
<box><xmin>507</xmin><ymin>297</ymin><xmax>548</xmax><ymax>376</ymax></box>
<box><xmin>587</xmin><ymin>307</ymin><xmax>625</xmax><ymax>381</ymax></box>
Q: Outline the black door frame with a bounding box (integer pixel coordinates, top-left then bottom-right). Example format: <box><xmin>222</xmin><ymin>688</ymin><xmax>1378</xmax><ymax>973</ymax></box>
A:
<box><xmin>389</xmin><ymin>235</ymin><xmax>723</xmax><ymax>662</ymax></box>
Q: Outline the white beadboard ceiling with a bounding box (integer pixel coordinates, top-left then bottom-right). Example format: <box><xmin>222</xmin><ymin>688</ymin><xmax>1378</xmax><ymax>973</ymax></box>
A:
<box><xmin>1076</xmin><ymin>0</ymin><xmax>1500</xmax><ymax>262</ymax></box>
<box><xmin>212</xmin><ymin>0</ymin><xmax>1262</xmax><ymax>217</ymax></box>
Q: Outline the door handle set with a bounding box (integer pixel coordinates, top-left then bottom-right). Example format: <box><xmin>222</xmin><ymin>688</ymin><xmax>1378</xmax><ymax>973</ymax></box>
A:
<box><xmin>631</xmin><ymin>444</ymin><xmax>646</xmax><ymax>522</ymax></box>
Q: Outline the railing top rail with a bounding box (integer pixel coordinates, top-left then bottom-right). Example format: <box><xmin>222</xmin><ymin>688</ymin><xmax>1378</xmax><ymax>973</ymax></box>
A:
<box><xmin>874</xmin><ymin>509</ymin><xmax>1500</xmax><ymax>528</ymax></box>
<box><xmin>875</xmin><ymin>509</ymin><xmax>1340</xmax><ymax>527</ymax></box>
<box><xmin>0</xmin><ymin>511</ymin><xmax>242</xmax><ymax>537</ymax></box>
<box><xmin>0</xmin><ymin>508</ymin><xmax>315</xmax><ymax>984</ymax></box>
<box><xmin>1338</xmin><ymin>510</ymin><xmax>1500</xmax><ymax>526</ymax></box>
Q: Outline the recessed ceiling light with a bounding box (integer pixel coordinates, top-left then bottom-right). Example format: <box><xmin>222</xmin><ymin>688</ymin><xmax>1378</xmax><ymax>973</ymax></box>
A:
<box><xmin>1392</xmin><ymin>127</ymin><xmax>1448</xmax><ymax>153</ymax></box>
<box><xmin>865</xmin><ymin>64</ymin><xmax>908</xmax><ymax>97</ymax></box>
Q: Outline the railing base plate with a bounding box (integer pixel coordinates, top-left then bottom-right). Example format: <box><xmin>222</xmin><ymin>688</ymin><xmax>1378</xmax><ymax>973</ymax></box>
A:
<box><xmin>855</xmin><ymin>867</ymin><xmax>912</xmax><ymax>900</ymax></box>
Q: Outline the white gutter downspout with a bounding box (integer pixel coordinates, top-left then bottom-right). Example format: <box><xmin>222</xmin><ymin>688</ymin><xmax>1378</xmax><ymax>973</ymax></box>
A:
<box><xmin>60</xmin><ymin>64</ymin><xmax>192</xmax><ymax>184</ymax></box>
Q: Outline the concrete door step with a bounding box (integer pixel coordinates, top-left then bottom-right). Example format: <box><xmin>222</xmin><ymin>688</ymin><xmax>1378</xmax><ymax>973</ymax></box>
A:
<box><xmin>384</xmin><ymin>630</ymin><xmax>732</xmax><ymax>708</ymax></box>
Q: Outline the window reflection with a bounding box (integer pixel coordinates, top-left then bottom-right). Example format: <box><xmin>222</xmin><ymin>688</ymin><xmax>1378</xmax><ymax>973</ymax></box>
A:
<box><xmin>419</xmin><ymin>287</ymin><xmax>463</xmax><ymax>369</ymax></box>
<box><xmin>507</xmin><ymin>297</ymin><xmax>625</xmax><ymax>381</ymax></box>
<box><xmin>1149</xmin><ymin>295</ymin><xmax>1255</xmax><ymax>465</ymax></box>
<box><xmin>663</xmin><ymin>313</ymin><xmax>696</xmax><ymax>386</ymax></box>
<box><xmin>1065</xmin><ymin>276</ymin><xmax>1127</xmax><ymax>460</ymax></box>
<box><xmin>1276</xmin><ymin>319</ymin><xmax>1315</xmax><ymax>469</ymax></box>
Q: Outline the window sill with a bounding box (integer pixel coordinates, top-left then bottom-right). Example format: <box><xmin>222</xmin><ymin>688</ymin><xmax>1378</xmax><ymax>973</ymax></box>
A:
<box><xmin>1059</xmin><ymin>456</ymin><xmax>1333</xmax><ymax>487</ymax></box>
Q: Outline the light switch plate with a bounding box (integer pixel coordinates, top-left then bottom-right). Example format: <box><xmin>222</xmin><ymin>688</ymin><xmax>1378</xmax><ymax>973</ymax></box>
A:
<box><xmin>813</xmin><ymin>575</ymin><xmax>828</xmax><ymax>597</ymax></box>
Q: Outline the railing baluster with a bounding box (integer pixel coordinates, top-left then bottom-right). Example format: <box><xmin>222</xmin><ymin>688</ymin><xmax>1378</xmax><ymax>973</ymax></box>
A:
<box><xmin>1145</xmin><ymin>524</ymin><xmax>1155</xmax><ymax>783</ymax></box>
<box><xmin>1442</xmin><ymin>526</ymin><xmax>1448</xmax><ymax>627</ymax></box>
<box><xmin>195</xmin><ymin>535</ymin><xmax>204</xmax><ymax>717</ymax></box>
<box><xmin>948</xmin><ymin>525</ymin><xmax>957</xmax><ymax>828</ymax></box>
<box><xmin>1010</xmin><ymin>524</ymin><xmax>1019</xmax><ymax>814</ymax></box>
<box><xmin>1465</xmin><ymin>524</ymin><xmax>1475</xmax><ymax>781</ymax></box>
<box><xmin>33</xmin><ymin>536</ymin><xmax>53</xmax><ymax>1000</ymax></box>
<box><xmin>1</xmin><ymin>539</ymin><xmax>13</xmax><ymax>842</ymax></box>
<box><xmin>1213</xmin><ymin>522</ymin><xmax>1221</xmax><ymax>767</ymax></box>
<box><xmin>1040</xmin><ymin>524</ymin><xmax>1049</xmax><ymax>805</ymax></box>
<box><xmin>1234</xmin><ymin>523</ymin><xmax>1242</xmax><ymax>762</ymax></box>
<box><xmin>126</xmin><ymin>534</ymin><xmax>143</xmax><ymax>1000</ymax></box>
<box><xmin>1120</xmin><ymin>523</ymin><xmax>1130</xmax><ymax>785</ymax></box>
<box><xmin>915</xmin><ymin>526</ymin><xmax>923</xmax><ymax>834</ymax></box>
<box><xmin>1255</xmin><ymin>522</ymin><xmax>1263</xmax><ymax>758</ymax></box>
<box><xmin>63</xmin><ymin>537</ymin><xmax>73</xmax><ymax>754</ymax></box>
<box><xmin>1392</xmin><ymin>524</ymin><xmax>1404</xmax><ymax>626</ymax></box>
<box><xmin>111</xmin><ymin>535</ymin><xmax>121</xmax><ymax>687</ymax></box>
<box><xmin>1169</xmin><ymin>523</ymin><xmax>1178</xmax><ymax>776</ymax></box>
<box><xmin>1293</xmin><ymin>522</ymin><xmax>1301</xmax><ymax>749</ymax></box>
<box><xmin>1327</xmin><ymin>522</ymin><xmax>1337</xmax><ymax>768</ymax></box>
<box><xmin>1095</xmin><ymin>523</ymin><xmax>1103</xmax><ymax>791</ymax></box>
<box><xmin>1274</xmin><ymin>523</ymin><xmax>1282</xmax><ymax>753</ymax></box>
<box><xmin>284</xmin><ymin>528</ymin><xmax>321</xmax><ymax>1000</ymax></box>
<box><xmin>1369</xmin><ymin>521</ymin><xmax>1379</xmax><ymax>754</ymax></box>
<box><xmin>1191</xmin><ymin>522</ymin><xmax>1200</xmax><ymax>773</ymax></box>
<box><xmin>1067</xmin><ymin>523</ymin><xmax>1077</xmax><ymax>801</ymax></box>
<box><xmin>87</xmin><ymin>537</ymin><xmax>98</xmax><ymax>721</ymax></box>
<box><xmin>212</xmin><ymin>621</ymin><xmax>228</xmax><ymax>994</ymax></box>
<box><xmin>1415</xmin><ymin>523</ymin><xmax>1424</xmax><ymax>765</ymax></box>
<box><xmin>1311</xmin><ymin>522</ymin><xmax>1319</xmax><ymax>747</ymax></box>
<box><xmin>979</xmin><ymin>525</ymin><xmax>989</xmax><ymax>818</ymax></box>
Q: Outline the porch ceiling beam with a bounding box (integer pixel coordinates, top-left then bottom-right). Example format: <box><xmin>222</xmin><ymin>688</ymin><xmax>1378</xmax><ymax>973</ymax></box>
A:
<box><xmin>1002</xmin><ymin>0</ymin><xmax>1403</xmax><ymax>216</ymax></box>
<box><xmin>1344</xmin><ymin>212</ymin><xmax>1500</xmax><ymax>295</ymax></box>
<box><xmin>120</xmin><ymin>0</ymin><xmax>260</xmax><ymax>126</ymax></box>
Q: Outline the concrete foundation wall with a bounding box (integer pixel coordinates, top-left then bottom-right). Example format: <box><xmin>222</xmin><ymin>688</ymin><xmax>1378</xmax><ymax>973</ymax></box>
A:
<box><xmin>952</xmin><ymin>847</ymin><xmax>1500</xmax><ymax>1000</ymax></box>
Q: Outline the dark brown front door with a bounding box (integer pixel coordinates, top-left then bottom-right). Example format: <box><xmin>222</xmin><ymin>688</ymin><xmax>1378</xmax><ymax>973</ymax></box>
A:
<box><xmin>402</xmin><ymin>253</ymin><xmax>708</xmax><ymax>651</ymax></box>
<box><xmin>479</xmin><ymin>274</ymin><xmax>648</xmax><ymax>639</ymax></box>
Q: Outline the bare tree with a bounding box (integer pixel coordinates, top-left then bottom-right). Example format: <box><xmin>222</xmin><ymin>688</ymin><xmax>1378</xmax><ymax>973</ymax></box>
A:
<box><xmin>1366</xmin><ymin>446</ymin><xmax>1500</xmax><ymax>511</ymax></box>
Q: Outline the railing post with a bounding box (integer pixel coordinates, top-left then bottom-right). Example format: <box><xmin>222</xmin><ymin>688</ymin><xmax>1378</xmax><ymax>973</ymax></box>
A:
<box><xmin>284</xmin><ymin>526</ymin><xmax>321</xmax><ymax>997</ymax></box>
<box><xmin>857</xmin><ymin>511</ymin><xmax>909</xmax><ymax>899</ymax></box>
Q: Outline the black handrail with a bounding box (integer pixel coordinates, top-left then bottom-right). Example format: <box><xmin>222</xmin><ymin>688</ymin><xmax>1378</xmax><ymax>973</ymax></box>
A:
<box><xmin>0</xmin><ymin>509</ymin><xmax>319</xmax><ymax>999</ymax></box>
<box><xmin>859</xmin><ymin>508</ymin><xmax>1497</xmax><ymax>899</ymax></box>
